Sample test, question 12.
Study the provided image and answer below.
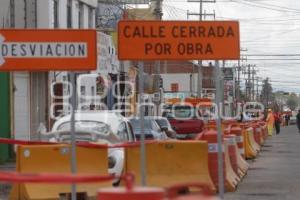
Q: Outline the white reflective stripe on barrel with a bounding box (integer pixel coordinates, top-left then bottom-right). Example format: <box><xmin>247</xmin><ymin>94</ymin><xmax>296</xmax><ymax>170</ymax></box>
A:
<box><xmin>226</xmin><ymin>137</ymin><xmax>236</xmax><ymax>145</ymax></box>
<box><xmin>236</xmin><ymin>136</ymin><xmax>244</xmax><ymax>143</ymax></box>
<box><xmin>240</xmin><ymin>148</ymin><xmax>245</xmax><ymax>154</ymax></box>
<box><xmin>208</xmin><ymin>143</ymin><xmax>224</xmax><ymax>153</ymax></box>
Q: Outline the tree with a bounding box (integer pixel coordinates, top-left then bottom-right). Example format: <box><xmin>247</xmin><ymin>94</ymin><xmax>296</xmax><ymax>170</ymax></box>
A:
<box><xmin>260</xmin><ymin>78</ymin><xmax>274</xmax><ymax>108</ymax></box>
<box><xmin>286</xmin><ymin>93</ymin><xmax>299</xmax><ymax>111</ymax></box>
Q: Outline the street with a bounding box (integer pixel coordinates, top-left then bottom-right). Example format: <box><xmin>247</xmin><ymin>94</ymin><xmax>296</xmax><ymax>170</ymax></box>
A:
<box><xmin>1</xmin><ymin>125</ymin><xmax>300</xmax><ymax>199</ymax></box>
<box><xmin>1</xmin><ymin>0</ymin><xmax>300</xmax><ymax>199</ymax></box>
<box><xmin>226</xmin><ymin>125</ymin><xmax>300</xmax><ymax>200</ymax></box>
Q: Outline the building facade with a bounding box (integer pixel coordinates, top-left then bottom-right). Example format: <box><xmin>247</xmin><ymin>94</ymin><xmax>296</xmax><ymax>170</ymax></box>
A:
<box><xmin>0</xmin><ymin>0</ymin><xmax>97</xmax><ymax>143</ymax></box>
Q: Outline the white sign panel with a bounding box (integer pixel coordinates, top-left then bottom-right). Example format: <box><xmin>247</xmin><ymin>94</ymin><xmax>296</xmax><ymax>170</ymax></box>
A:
<box><xmin>96</xmin><ymin>32</ymin><xmax>119</xmax><ymax>74</ymax></box>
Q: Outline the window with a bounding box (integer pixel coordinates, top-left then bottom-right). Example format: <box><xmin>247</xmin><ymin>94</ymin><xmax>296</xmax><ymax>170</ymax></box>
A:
<box><xmin>67</xmin><ymin>0</ymin><xmax>72</xmax><ymax>28</ymax></box>
<box><xmin>91</xmin><ymin>86</ymin><xmax>95</xmax><ymax>96</ymax></box>
<box><xmin>53</xmin><ymin>0</ymin><xmax>59</xmax><ymax>28</ymax></box>
<box><xmin>151</xmin><ymin>120</ymin><xmax>160</xmax><ymax>132</ymax></box>
<box><xmin>88</xmin><ymin>6</ymin><xmax>94</xmax><ymax>28</ymax></box>
<box><xmin>171</xmin><ymin>83</ymin><xmax>179</xmax><ymax>92</ymax></box>
<box><xmin>62</xmin><ymin>75</ymin><xmax>67</xmax><ymax>81</ymax></box>
<box><xmin>127</xmin><ymin>123</ymin><xmax>135</xmax><ymax>141</ymax></box>
<box><xmin>57</xmin><ymin>121</ymin><xmax>109</xmax><ymax>134</ymax></box>
<box><xmin>80</xmin><ymin>86</ymin><xmax>86</xmax><ymax>96</ymax></box>
<box><xmin>91</xmin><ymin>86</ymin><xmax>95</xmax><ymax>104</ymax></box>
<box><xmin>78</xmin><ymin>2</ymin><xmax>84</xmax><ymax>28</ymax></box>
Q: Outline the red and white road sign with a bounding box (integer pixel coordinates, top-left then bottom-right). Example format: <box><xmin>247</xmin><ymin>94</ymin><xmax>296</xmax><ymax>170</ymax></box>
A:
<box><xmin>0</xmin><ymin>29</ymin><xmax>97</xmax><ymax>71</ymax></box>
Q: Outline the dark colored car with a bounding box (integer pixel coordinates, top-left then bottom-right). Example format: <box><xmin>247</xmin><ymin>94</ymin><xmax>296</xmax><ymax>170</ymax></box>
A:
<box><xmin>129</xmin><ymin>117</ymin><xmax>169</xmax><ymax>140</ymax></box>
<box><xmin>163</xmin><ymin>105</ymin><xmax>204</xmax><ymax>139</ymax></box>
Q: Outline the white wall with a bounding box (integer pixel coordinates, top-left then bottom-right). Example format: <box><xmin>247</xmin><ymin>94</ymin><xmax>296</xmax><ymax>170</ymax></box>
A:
<box><xmin>37</xmin><ymin>0</ymin><xmax>51</xmax><ymax>28</ymax></box>
<box><xmin>59</xmin><ymin>0</ymin><xmax>67</xmax><ymax>28</ymax></box>
<box><xmin>161</xmin><ymin>73</ymin><xmax>197</xmax><ymax>92</ymax></box>
<box><xmin>83</xmin><ymin>3</ymin><xmax>89</xmax><ymax>29</ymax></box>
<box><xmin>73</xmin><ymin>0</ymin><xmax>79</xmax><ymax>28</ymax></box>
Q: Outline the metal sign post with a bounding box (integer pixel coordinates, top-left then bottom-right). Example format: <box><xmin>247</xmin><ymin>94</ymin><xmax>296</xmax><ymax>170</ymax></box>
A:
<box><xmin>214</xmin><ymin>60</ymin><xmax>225</xmax><ymax>199</ymax></box>
<box><xmin>70</xmin><ymin>72</ymin><xmax>77</xmax><ymax>200</ymax></box>
<box><xmin>138</xmin><ymin>61</ymin><xmax>147</xmax><ymax>186</ymax></box>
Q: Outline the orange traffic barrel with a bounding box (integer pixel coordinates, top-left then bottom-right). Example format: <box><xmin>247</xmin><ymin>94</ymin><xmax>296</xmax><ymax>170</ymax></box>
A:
<box><xmin>258</xmin><ymin>121</ymin><xmax>268</xmax><ymax>140</ymax></box>
<box><xmin>225</xmin><ymin>126</ymin><xmax>245</xmax><ymax>158</ymax></box>
<box><xmin>224</xmin><ymin>135</ymin><xmax>238</xmax><ymax>176</ymax></box>
<box><xmin>97</xmin><ymin>187</ymin><xmax>165</xmax><ymax>200</ymax></box>
<box><xmin>196</xmin><ymin>130</ymin><xmax>225</xmax><ymax>190</ymax></box>
<box><xmin>252</xmin><ymin>123</ymin><xmax>262</xmax><ymax>146</ymax></box>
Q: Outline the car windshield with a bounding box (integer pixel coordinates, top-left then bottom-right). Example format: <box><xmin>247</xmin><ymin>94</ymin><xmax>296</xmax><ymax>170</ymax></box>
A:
<box><xmin>57</xmin><ymin>121</ymin><xmax>110</xmax><ymax>134</ymax></box>
<box><xmin>155</xmin><ymin>119</ymin><xmax>169</xmax><ymax>128</ymax></box>
<box><xmin>164</xmin><ymin>106</ymin><xmax>195</xmax><ymax>119</ymax></box>
<box><xmin>130</xmin><ymin>119</ymin><xmax>152</xmax><ymax>130</ymax></box>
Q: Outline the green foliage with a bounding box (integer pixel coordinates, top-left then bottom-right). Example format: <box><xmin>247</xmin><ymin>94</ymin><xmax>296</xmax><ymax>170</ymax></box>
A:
<box><xmin>260</xmin><ymin>78</ymin><xmax>274</xmax><ymax>107</ymax></box>
<box><xmin>286</xmin><ymin>94</ymin><xmax>299</xmax><ymax>111</ymax></box>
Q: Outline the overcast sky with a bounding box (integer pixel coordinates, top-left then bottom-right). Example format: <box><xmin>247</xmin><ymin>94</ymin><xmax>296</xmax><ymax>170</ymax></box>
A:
<box><xmin>162</xmin><ymin>0</ymin><xmax>300</xmax><ymax>93</ymax></box>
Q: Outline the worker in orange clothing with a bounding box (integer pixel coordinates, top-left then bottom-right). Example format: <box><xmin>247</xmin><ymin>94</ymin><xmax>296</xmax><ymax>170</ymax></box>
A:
<box><xmin>266</xmin><ymin>109</ymin><xmax>275</xmax><ymax>136</ymax></box>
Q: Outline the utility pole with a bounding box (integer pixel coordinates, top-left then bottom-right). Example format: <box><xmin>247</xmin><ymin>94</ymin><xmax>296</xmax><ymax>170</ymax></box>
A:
<box><xmin>153</xmin><ymin>0</ymin><xmax>162</xmax><ymax>76</ymax></box>
<box><xmin>237</xmin><ymin>60</ymin><xmax>241</xmax><ymax>101</ymax></box>
<box><xmin>251</xmin><ymin>65</ymin><xmax>256</xmax><ymax>101</ymax></box>
<box><xmin>256</xmin><ymin>77</ymin><xmax>259</xmax><ymax>101</ymax></box>
<box><xmin>247</xmin><ymin>64</ymin><xmax>251</xmax><ymax>101</ymax></box>
<box><xmin>152</xmin><ymin>0</ymin><xmax>163</xmax><ymax>115</ymax></box>
<box><xmin>236</xmin><ymin>49</ymin><xmax>247</xmax><ymax>102</ymax></box>
<box><xmin>187</xmin><ymin>0</ymin><xmax>215</xmax><ymax>97</ymax></box>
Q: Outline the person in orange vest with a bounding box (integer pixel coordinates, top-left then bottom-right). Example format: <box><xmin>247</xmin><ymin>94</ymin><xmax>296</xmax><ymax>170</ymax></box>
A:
<box><xmin>266</xmin><ymin>109</ymin><xmax>275</xmax><ymax>136</ymax></box>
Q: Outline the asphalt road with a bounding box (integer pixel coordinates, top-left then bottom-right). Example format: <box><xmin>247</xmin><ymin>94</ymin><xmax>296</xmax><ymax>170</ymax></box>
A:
<box><xmin>225</xmin><ymin>125</ymin><xmax>300</xmax><ymax>200</ymax></box>
<box><xmin>1</xmin><ymin>125</ymin><xmax>300</xmax><ymax>199</ymax></box>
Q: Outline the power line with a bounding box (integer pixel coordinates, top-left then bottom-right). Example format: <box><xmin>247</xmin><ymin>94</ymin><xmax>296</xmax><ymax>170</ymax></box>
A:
<box><xmin>247</xmin><ymin>58</ymin><xmax>300</xmax><ymax>60</ymax></box>
<box><xmin>240</xmin><ymin>0</ymin><xmax>300</xmax><ymax>13</ymax></box>
<box><xmin>230</xmin><ymin>0</ymin><xmax>300</xmax><ymax>13</ymax></box>
<box><xmin>245</xmin><ymin>54</ymin><xmax>300</xmax><ymax>57</ymax></box>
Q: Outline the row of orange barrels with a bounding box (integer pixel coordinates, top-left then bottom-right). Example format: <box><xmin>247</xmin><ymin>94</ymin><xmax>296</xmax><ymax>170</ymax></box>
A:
<box><xmin>196</xmin><ymin>120</ymin><xmax>268</xmax><ymax>192</ymax></box>
<box><xmin>98</xmin><ymin>120</ymin><xmax>268</xmax><ymax>200</ymax></box>
<box><xmin>4</xmin><ymin>120</ymin><xmax>267</xmax><ymax>200</ymax></box>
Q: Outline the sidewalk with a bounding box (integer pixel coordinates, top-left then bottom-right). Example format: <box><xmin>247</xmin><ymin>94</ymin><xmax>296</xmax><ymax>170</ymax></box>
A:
<box><xmin>225</xmin><ymin>125</ymin><xmax>300</xmax><ymax>200</ymax></box>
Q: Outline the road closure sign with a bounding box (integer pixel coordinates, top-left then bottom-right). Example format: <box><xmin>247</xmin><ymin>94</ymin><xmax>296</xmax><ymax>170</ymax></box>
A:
<box><xmin>118</xmin><ymin>21</ymin><xmax>240</xmax><ymax>60</ymax></box>
<box><xmin>0</xmin><ymin>29</ymin><xmax>97</xmax><ymax>71</ymax></box>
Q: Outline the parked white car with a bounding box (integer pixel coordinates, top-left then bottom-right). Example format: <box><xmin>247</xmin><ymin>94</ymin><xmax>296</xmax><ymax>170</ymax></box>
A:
<box><xmin>45</xmin><ymin>110</ymin><xmax>135</xmax><ymax>185</ymax></box>
<box><xmin>290</xmin><ymin>115</ymin><xmax>297</xmax><ymax>125</ymax></box>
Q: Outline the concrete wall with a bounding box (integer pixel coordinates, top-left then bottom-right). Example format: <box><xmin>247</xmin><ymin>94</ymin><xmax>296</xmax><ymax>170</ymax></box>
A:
<box><xmin>36</xmin><ymin>0</ymin><xmax>96</xmax><ymax>29</ymax></box>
